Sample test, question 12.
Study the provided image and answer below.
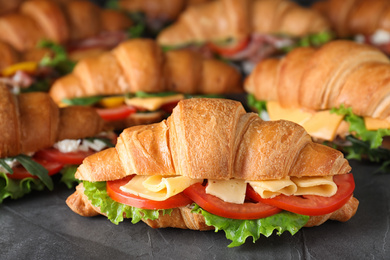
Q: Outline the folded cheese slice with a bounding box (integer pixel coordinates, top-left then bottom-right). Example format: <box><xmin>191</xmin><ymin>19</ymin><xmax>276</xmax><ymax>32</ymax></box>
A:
<box><xmin>120</xmin><ymin>175</ymin><xmax>202</xmax><ymax>201</ymax></box>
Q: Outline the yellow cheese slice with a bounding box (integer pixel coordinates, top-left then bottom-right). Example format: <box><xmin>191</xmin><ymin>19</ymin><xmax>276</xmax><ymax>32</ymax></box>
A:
<box><xmin>125</xmin><ymin>94</ymin><xmax>185</xmax><ymax>111</ymax></box>
<box><xmin>120</xmin><ymin>175</ymin><xmax>202</xmax><ymax>201</ymax></box>
<box><xmin>267</xmin><ymin>101</ymin><xmax>313</xmax><ymax>125</ymax></box>
<box><xmin>291</xmin><ymin>176</ymin><xmax>337</xmax><ymax>197</ymax></box>
<box><xmin>267</xmin><ymin>101</ymin><xmax>344</xmax><ymax>141</ymax></box>
<box><xmin>247</xmin><ymin>178</ymin><xmax>297</xmax><ymax>199</ymax></box>
<box><xmin>206</xmin><ymin>179</ymin><xmax>247</xmax><ymax>204</ymax></box>
<box><xmin>364</xmin><ymin>116</ymin><xmax>390</xmax><ymax>131</ymax></box>
<box><xmin>301</xmin><ymin>111</ymin><xmax>344</xmax><ymax>141</ymax></box>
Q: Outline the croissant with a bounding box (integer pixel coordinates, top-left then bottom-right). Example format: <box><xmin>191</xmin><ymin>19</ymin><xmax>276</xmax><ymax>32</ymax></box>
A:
<box><xmin>0</xmin><ymin>84</ymin><xmax>104</xmax><ymax>158</ymax></box>
<box><xmin>66</xmin><ymin>98</ymin><xmax>358</xmax><ymax>247</ymax></box>
<box><xmin>117</xmin><ymin>0</ymin><xmax>212</xmax><ymax>22</ymax></box>
<box><xmin>157</xmin><ymin>0</ymin><xmax>330</xmax><ymax>49</ymax></box>
<box><xmin>312</xmin><ymin>0</ymin><xmax>390</xmax><ymax>54</ymax></box>
<box><xmin>245</xmin><ymin>40</ymin><xmax>390</xmax><ymax>161</ymax></box>
<box><xmin>0</xmin><ymin>0</ymin><xmax>133</xmax><ymax>53</ymax></box>
<box><xmin>49</xmin><ymin>38</ymin><xmax>242</xmax><ymax>102</ymax></box>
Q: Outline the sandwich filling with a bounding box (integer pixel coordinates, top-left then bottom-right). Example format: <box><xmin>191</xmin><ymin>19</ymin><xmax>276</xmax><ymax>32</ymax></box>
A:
<box><xmin>248</xmin><ymin>95</ymin><xmax>390</xmax><ymax>164</ymax></box>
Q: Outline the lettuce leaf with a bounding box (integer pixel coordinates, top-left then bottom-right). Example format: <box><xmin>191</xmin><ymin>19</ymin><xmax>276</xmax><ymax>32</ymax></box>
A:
<box><xmin>60</xmin><ymin>166</ymin><xmax>79</xmax><ymax>189</ymax></box>
<box><xmin>0</xmin><ymin>172</ymin><xmax>45</xmax><ymax>203</ymax></box>
<box><xmin>247</xmin><ymin>94</ymin><xmax>267</xmax><ymax>113</ymax></box>
<box><xmin>83</xmin><ymin>181</ymin><xmax>172</xmax><ymax>225</ymax></box>
<box><xmin>38</xmin><ymin>40</ymin><xmax>76</xmax><ymax>75</ymax></box>
<box><xmin>331</xmin><ymin>105</ymin><xmax>390</xmax><ymax>150</ymax></box>
<box><xmin>83</xmin><ymin>181</ymin><xmax>309</xmax><ymax>247</ymax></box>
<box><xmin>192</xmin><ymin>204</ymin><xmax>309</xmax><ymax>248</ymax></box>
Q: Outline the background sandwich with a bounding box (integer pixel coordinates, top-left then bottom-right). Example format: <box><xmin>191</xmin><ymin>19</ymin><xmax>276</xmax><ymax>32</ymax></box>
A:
<box><xmin>49</xmin><ymin>38</ymin><xmax>243</xmax><ymax>130</ymax></box>
<box><xmin>66</xmin><ymin>98</ymin><xmax>358</xmax><ymax>247</ymax></box>
<box><xmin>0</xmin><ymin>84</ymin><xmax>115</xmax><ymax>203</ymax></box>
<box><xmin>245</xmin><ymin>40</ymin><xmax>390</xmax><ymax>167</ymax></box>
<box><xmin>157</xmin><ymin>0</ymin><xmax>333</xmax><ymax>74</ymax></box>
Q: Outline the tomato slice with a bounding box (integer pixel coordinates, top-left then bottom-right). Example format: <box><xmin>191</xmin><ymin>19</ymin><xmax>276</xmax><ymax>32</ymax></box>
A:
<box><xmin>34</xmin><ymin>148</ymin><xmax>95</xmax><ymax>165</ymax></box>
<box><xmin>7</xmin><ymin>158</ymin><xmax>64</xmax><ymax>180</ymax></box>
<box><xmin>247</xmin><ymin>174</ymin><xmax>355</xmax><ymax>216</ymax></box>
<box><xmin>183</xmin><ymin>182</ymin><xmax>281</xmax><ymax>220</ymax></box>
<box><xmin>106</xmin><ymin>175</ymin><xmax>193</xmax><ymax>210</ymax></box>
<box><xmin>207</xmin><ymin>36</ymin><xmax>250</xmax><ymax>56</ymax></box>
<box><xmin>96</xmin><ymin>105</ymin><xmax>136</xmax><ymax>121</ymax></box>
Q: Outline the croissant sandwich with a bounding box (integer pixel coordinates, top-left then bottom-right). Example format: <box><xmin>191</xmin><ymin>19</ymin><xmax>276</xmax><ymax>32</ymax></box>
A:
<box><xmin>313</xmin><ymin>0</ymin><xmax>390</xmax><ymax>55</ymax></box>
<box><xmin>0</xmin><ymin>0</ymin><xmax>133</xmax><ymax>55</ymax></box>
<box><xmin>113</xmin><ymin>0</ymin><xmax>212</xmax><ymax>32</ymax></box>
<box><xmin>245</xmin><ymin>40</ymin><xmax>390</xmax><ymax>165</ymax></box>
<box><xmin>49</xmin><ymin>38</ymin><xmax>243</xmax><ymax>130</ymax></box>
<box><xmin>157</xmin><ymin>0</ymin><xmax>332</xmax><ymax>73</ymax></box>
<box><xmin>0</xmin><ymin>84</ymin><xmax>116</xmax><ymax>203</ymax></box>
<box><xmin>66</xmin><ymin>98</ymin><xmax>358</xmax><ymax>247</ymax></box>
<box><xmin>0</xmin><ymin>0</ymin><xmax>137</xmax><ymax>94</ymax></box>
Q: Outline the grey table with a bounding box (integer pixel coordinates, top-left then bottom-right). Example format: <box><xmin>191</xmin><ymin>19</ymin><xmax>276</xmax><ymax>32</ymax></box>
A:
<box><xmin>1</xmin><ymin>159</ymin><xmax>388</xmax><ymax>259</ymax></box>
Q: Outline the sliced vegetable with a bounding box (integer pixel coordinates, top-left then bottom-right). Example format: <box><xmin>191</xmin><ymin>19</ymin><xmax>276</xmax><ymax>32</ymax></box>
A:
<box><xmin>61</xmin><ymin>96</ymin><xmax>104</xmax><ymax>106</ymax></box>
<box><xmin>84</xmin><ymin>180</ymin><xmax>172</xmax><ymax>225</ymax></box>
<box><xmin>183</xmin><ymin>182</ymin><xmax>281</xmax><ymax>220</ymax></box>
<box><xmin>193</xmin><ymin>204</ymin><xmax>309</xmax><ymax>247</ymax></box>
<box><xmin>248</xmin><ymin>174</ymin><xmax>355</xmax><ymax>216</ymax></box>
<box><xmin>1</xmin><ymin>61</ymin><xmax>38</xmax><ymax>77</ymax></box>
<box><xmin>96</xmin><ymin>104</ymin><xmax>136</xmax><ymax>121</ymax></box>
<box><xmin>207</xmin><ymin>37</ymin><xmax>250</xmax><ymax>56</ymax></box>
<box><xmin>34</xmin><ymin>148</ymin><xmax>95</xmax><ymax>165</ymax></box>
<box><xmin>107</xmin><ymin>175</ymin><xmax>193</xmax><ymax>209</ymax></box>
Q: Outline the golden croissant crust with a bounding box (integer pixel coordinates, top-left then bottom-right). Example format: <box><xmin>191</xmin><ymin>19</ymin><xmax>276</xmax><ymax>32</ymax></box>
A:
<box><xmin>157</xmin><ymin>0</ymin><xmax>330</xmax><ymax>46</ymax></box>
<box><xmin>0</xmin><ymin>84</ymin><xmax>104</xmax><ymax>158</ymax></box>
<box><xmin>245</xmin><ymin>40</ymin><xmax>390</xmax><ymax>120</ymax></box>
<box><xmin>49</xmin><ymin>39</ymin><xmax>243</xmax><ymax>104</ymax></box>
<box><xmin>74</xmin><ymin>98</ymin><xmax>350</xmax><ymax>182</ymax></box>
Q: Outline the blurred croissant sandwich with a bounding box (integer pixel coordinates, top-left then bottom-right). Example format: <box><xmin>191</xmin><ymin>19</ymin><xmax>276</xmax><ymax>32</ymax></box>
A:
<box><xmin>66</xmin><ymin>98</ymin><xmax>358</xmax><ymax>247</ymax></box>
<box><xmin>157</xmin><ymin>0</ymin><xmax>332</xmax><ymax>73</ymax></box>
<box><xmin>49</xmin><ymin>38</ymin><xmax>243</xmax><ymax>130</ymax></box>
<box><xmin>0</xmin><ymin>84</ymin><xmax>115</xmax><ymax>203</ymax></box>
<box><xmin>245</xmin><ymin>40</ymin><xmax>390</xmax><ymax>164</ymax></box>
<box><xmin>0</xmin><ymin>0</ymin><xmax>136</xmax><ymax>93</ymax></box>
<box><xmin>313</xmin><ymin>0</ymin><xmax>390</xmax><ymax>55</ymax></box>
<box><xmin>111</xmin><ymin>0</ymin><xmax>212</xmax><ymax>32</ymax></box>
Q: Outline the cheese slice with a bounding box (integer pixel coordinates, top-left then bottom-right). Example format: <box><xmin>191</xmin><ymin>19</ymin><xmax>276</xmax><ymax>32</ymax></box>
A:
<box><xmin>267</xmin><ymin>101</ymin><xmax>313</xmax><ymax>125</ymax></box>
<box><xmin>267</xmin><ymin>101</ymin><xmax>344</xmax><ymax>141</ymax></box>
<box><xmin>301</xmin><ymin>111</ymin><xmax>344</xmax><ymax>141</ymax></box>
<box><xmin>206</xmin><ymin>179</ymin><xmax>247</xmax><ymax>204</ymax></box>
<box><xmin>291</xmin><ymin>176</ymin><xmax>337</xmax><ymax>197</ymax></box>
<box><xmin>364</xmin><ymin>116</ymin><xmax>390</xmax><ymax>131</ymax></box>
<box><xmin>125</xmin><ymin>94</ymin><xmax>185</xmax><ymax>111</ymax></box>
<box><xmin>247</xmin><ymin>178</ymin><xmax>297</xmax><ymax>199</ymax></box>
<box><xmin>120</xmin><ymin>175</ymin><xmax>202</xmax><ymax>201</ymax></box>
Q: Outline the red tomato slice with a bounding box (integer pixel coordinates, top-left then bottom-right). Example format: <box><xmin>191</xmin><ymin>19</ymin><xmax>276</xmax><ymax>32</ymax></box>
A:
<box><xmin>106</xmin><ymin>175</ymin><xmax>193</xmax><ymax>210</ymax></box>
<box><xmin>247</xmin><ymin>174</ymin><xmax>355</xmax><ymax>216</ymax></box>
<box><xmin>96</xmin><ymin>105</ymin><xmax>136</xmax><ymax>121</ymax></box>
<box><xmin>34</xmin><ymin>148</ymin><xmax>95</xmax><ymax>165</ymax></box>
<box><xmin>7</xmin><ymin>158</ymin><xmax>64</xmax><ymax>180</ymax></box>
<box><xmin>160</xmin><ymin>100</ymin><xmax>180</xmax><ymax>114</ymax></box>
<box><xmin>183</xmin><ymin>182</ymin><xmax>281</xmax><ymax>220</ymax></box>
<box><xmin>207</xmin><ymin>36</ymin><xmax>250</xmax><ymax>56</ymax></box>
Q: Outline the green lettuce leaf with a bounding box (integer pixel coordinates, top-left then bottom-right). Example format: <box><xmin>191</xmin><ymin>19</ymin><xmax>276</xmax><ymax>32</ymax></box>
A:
<box><xmin>61</xmin><ymin>96</ymin><xmax>104</xmax><ymax>106</ymax></box>
<box><xmin>192</xmin><ymin>204</ymin><xmax>309</xmax><ymax>248</ymax></box>
<box><xmin>38</xmin><ymin>40</ymin><xmax>76</xmax><ymax>75</ymax></box>
<box><xmin>247</xmin><ymin>94</ymin><xmax>267</xmax><ymax>113</ymax></box>
<box><xmin>331</xmin><ymin>105</ymin><xmax>390</xmax><ymax>149</ymax></box>
<box><xmin>83</xmin><ymin>181</ymin><xmax>172</xmax><ymax>225</ymax></box>
<box><xmin>0</xmin><ymin>172</ymin><xmax>45</xmax><ymax>203</ymax></box>
<box><xmin>60</xmin><ymin>166</ymin><xmax>79</xmax><ymax>189</ymax></box>
<box><xmin>14</xmin><ymin>154</ymin><xmax>53</xmax><ymax>190</ymax></box>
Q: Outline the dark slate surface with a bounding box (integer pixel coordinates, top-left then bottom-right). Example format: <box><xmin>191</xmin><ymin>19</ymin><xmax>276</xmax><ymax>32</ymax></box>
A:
<box><xmin>1</xmin><ymin>159</ymin><xmax>389</xmax><ymax>259</ymax></box>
